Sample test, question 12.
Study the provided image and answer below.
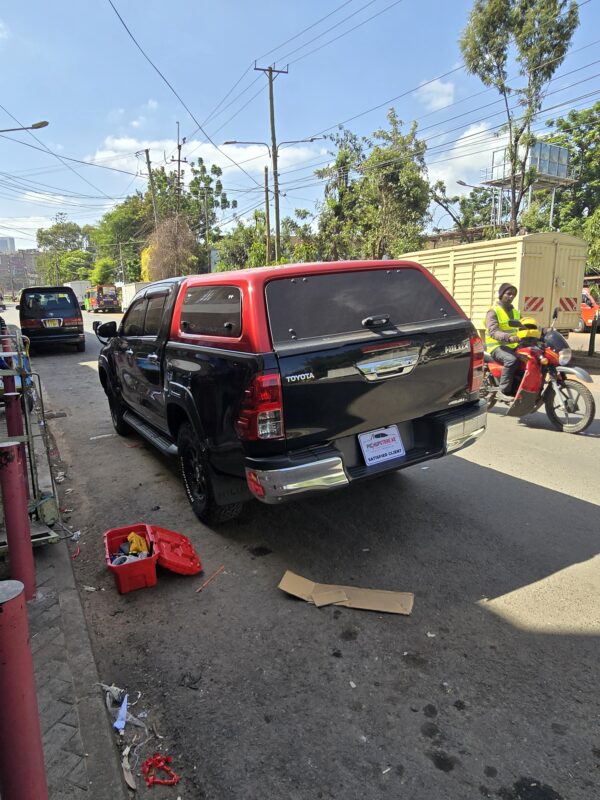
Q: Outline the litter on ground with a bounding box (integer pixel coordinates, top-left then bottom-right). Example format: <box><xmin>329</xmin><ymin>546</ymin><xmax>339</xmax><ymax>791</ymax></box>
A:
<box><xmin>278</xmin><ymin>571</ymin><xmax>414</xmax><ymax>615</ymax></box>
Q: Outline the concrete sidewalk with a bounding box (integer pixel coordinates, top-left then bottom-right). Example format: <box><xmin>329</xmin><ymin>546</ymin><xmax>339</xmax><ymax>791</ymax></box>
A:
<box><xmin>28</xmin><ymin>539</ymin><xmax>127</xmax><ymax>799</ymax></box>
<box><xmin>0</xmin><ymin>402</ymin><xmax>126</xmax><ymax>797</ymax></box>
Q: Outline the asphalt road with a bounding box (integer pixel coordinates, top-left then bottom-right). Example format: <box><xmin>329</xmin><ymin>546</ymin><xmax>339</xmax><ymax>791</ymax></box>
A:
<box><xmin>9</xmin><ymin>307</ymin><xmax>600</xmax><ymax>800</ymax></box>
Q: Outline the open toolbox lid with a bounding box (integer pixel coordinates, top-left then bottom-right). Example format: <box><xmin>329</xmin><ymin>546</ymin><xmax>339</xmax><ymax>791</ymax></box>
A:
<box><xmin>148</xmin><ymin>525</ymin><xmax>202</xmax><ymax>575</ymax></box>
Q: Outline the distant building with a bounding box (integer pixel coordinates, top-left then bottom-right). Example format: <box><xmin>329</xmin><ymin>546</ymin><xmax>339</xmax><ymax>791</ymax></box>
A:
<box><xmin>0</xmin><ymin>237</ymin><xmax>16</xmax><ymax>254</ymax></box>
<box><xmin>0</xmin><ymin>249</ymin><xmax>42</xmax><ymax>294</ymax></box>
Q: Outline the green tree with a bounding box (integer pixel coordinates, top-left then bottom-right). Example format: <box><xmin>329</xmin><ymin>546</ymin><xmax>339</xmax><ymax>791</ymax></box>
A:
<box><xmin>36</xmin><ymin>214</ymin><xmax>89</xmax><ymax>283</ymax></box>
<box><xmin>59</xmin><ymin>249</ymin><xmax>94</xmax><ymax>281</ymax></box>
<box><xmin>285</xmin><ymin>209</ymin><xmax>319</xmax><ymax>263</ymax></box>
<box><xmin>521</xmin><ymin>103</ymin><xmax>600</xmax><ymax>237</ymax></box>
<box><xmin>91</xmin><ymin>193</ymin><xmax>152</xmax><ymax>282</ymax></box>
<box><xmin>187</xmin><ymin>158</ymin><xmax>237</xmax><ymax>272</ymax></box>
<box><xmin>90</xmin><ymin>257</ymin><xmax>117</xmax><ymax>285</ymax></box>
<box><xmin>460</xmin><ymin>0</ymin><xmax>579</xmax><ymax>235</ymax></box>
<box><xmin>583</xmin><ymin>207</ymin><xmax>600</xmax><ymax>273</ymax></box>
<box><xmin>215</xmin><ymin>218</ymin><xmax>259</xmax><ymax>270</ymax></box>
<box><xmin>358</xmin><ymin>110</ymin><xmax>430</xmax><ymax>257</ymax></box>
<box><xmin>36</xmin><ymin>214</ymin><xmax>85</xmax><ymax>252</ymax></box>
<box><xmin>316</xmin><ymin>129</ymin><xmax>366</xmax><ymax>260</ymax></box>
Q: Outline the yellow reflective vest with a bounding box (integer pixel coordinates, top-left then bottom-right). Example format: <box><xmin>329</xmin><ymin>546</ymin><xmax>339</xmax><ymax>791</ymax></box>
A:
<box><xmin>484</xmin><ymin>305</ymin><xmax>521</xmax><ymax>352</ymax></box>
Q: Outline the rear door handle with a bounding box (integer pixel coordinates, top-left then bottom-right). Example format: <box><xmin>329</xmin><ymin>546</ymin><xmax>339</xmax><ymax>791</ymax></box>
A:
<box><xmin>125</xmin><ymin>348</ymin><xmax>134</xmax><ymax>356</ymax></box>
<box><xmin>147</xmin><ymin>353</ymin><xmax>158</xmax><ymax>362</ymax></box>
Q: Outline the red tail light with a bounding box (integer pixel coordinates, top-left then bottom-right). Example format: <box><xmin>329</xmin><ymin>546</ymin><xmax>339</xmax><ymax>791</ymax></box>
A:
<box><xmin>235</xmin><ymin>372</ymin><xmax>284</xmax><ymax>441</ymax></box>
<box><xmin>468</xmin><ymin>335</ymin><xmax>484</xmax><ymax>393</ymax></box>
<box><xmin>63</xmin><ymin>317</ymin><xmax>82</xmax><ymax>325</ymax></box>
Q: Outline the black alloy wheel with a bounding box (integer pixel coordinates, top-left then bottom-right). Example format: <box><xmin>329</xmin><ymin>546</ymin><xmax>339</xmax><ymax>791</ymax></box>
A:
<box><xmin>177</xmin><ymin>421</ymin><xmax>243</xmax><ymax>524</ymax></box>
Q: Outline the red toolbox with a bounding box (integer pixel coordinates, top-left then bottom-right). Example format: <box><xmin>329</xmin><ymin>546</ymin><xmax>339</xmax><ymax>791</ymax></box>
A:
<box><xmin>104</xmin><ymin>523</ymin><xmax>202</xmax><ymax>594</ymax></box>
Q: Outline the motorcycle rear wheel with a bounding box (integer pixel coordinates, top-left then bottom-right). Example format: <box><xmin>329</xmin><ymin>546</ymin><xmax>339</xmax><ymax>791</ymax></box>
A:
<box><xmin>544</xmin><ymin>378</ymin><xmax>595</xmax><ymax>434</ymax></box>
<box><xmin>479</xmin><ymin>372</ymin><xmax>497</xmax><ymax>409</ymax></box>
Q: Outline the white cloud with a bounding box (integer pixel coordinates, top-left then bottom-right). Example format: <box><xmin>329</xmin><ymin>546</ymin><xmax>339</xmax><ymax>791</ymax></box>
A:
<box><xmin>145</xmin><ymin>99</ymin><xmax>158</xmax><ymax>111</ymax></box>
<box><xmin>0</xmin><ymin>20</ymin><xmax>9</xmax><ymax>40</ymax></box>
<box><xmin>427</xmin><ymin>122</ymin><xmax>508</xmax><ymax>191</ymax></box>
<box><xmin>415</xmin><ymin>78</ymin><xmax>455</xmax><ymax>112</ymax></box>
<box><xmin>86</xmin><ymin>136</ymin><xmax>323</xmax><ymax>189</ymax></box>
<box><xmin>130</xmin><ymin>116</ymin><xmax>146</xmax><ymax>129</ymax></box>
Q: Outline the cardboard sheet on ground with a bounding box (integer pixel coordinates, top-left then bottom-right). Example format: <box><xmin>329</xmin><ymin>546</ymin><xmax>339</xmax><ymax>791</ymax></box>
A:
<box><xmin>278</xmin><ymin>571</ymin><xmax>414</xmax><ymax>615</ymax></box>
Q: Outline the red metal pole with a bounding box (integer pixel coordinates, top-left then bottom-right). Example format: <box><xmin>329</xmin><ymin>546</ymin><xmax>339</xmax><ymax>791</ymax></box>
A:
<box><xmin>0</xmin><ymin>443</ymin><xmax>36</xmax><ymax>599</ymax></box>
<box><xmin>0</xmin><ymin>580</ymin><xmax>49</xmax><ymax>800</ymax></box>
<box><xmin>1</xmin><ymin>332</ymin><xmax>29</xmax><ymax>491</ymax></box>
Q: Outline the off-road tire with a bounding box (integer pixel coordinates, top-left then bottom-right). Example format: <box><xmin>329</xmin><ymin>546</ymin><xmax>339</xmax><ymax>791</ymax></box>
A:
<box><xmin>108</xmin><ymin>391</ymin><xmax>130</xmax><ymax>436</ymax></box>
<box><xmin>177</xmin><ymin>421</ymin><xmax>243</xmax><ymax>524</ymax></box>
<box><xmin>544</xmin><ymin>378</ymin><xmax>595</xmax><ymax>434</ymax></box>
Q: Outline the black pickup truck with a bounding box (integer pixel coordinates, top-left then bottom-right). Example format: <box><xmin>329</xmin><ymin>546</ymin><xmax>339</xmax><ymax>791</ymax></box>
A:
<box><xmin>95</xmin><ymin>261</ymin><xmax>486</xmax><ymax>523</ymax></box>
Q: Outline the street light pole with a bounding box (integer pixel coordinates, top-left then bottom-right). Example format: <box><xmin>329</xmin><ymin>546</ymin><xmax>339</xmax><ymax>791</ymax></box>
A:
<box><xmin>0</xmin><ymin>121</ymin><xmax>49</xmax><ymax>134</ymax></box>
<box><xmin>224</xmin><ymin>136</ymin><xmax>324</xmax><ymax>263</ymax></box>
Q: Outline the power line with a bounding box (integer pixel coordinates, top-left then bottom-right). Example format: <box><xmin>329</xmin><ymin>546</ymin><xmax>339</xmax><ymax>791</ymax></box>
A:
<box><xmin>106</xmin><ymin>0</ymin><xmax>262</xmax><ymax>189</ymax></box>
<box><xmin>0</xmin><ymin>103</ymin><xmax>115</xmax><ymax>199</ymax></box>
<box><xmin>305</xmin><ymin>2</ymin><xmax>594</xmax><ymax>140</ymax></box>
<box><xmin>274</xmin><ymin>51</ymin><xmax>600</xmax><ymax>184</ymax></box>
<box><xmin>285</xmin><ymin>0</ymin><xmax>408</xmax><ymax>66</ymax></box>
<box><xmin>0</xmin><ymin>134</ymin><xmax>140</xmax><ymax>177</ymax></box>
<box><xmin>257</xmin><ymin>0</ymin><xmax>358</xmax><ymax>62</ymax></box>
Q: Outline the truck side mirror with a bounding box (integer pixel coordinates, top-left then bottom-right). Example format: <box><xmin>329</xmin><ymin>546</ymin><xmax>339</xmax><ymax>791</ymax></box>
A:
<box><xmin>94</xmin><ymin>320</ymin><xmax>117</xmax><ymax>341</ymax></box>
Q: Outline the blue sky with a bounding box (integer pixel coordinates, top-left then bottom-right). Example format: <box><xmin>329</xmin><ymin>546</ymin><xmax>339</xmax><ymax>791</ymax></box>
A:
<box><xmin>0</xmin><ymin>0</ymin><xmax>598</xmax><ymax>248</ymax></box>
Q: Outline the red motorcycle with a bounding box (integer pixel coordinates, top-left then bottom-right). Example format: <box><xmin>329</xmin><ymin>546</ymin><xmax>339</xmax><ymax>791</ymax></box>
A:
<box><xmin>480</xmin><ymin>319</ymin><xmax>595</xmax><ymax>434</ymax></box>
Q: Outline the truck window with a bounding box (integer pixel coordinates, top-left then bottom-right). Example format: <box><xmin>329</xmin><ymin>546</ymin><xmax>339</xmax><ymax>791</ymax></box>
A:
<box><xmin>122</xmin><ymin>298</ymin><xmax>147</xmax><ymax>337</ymax></box>
<box><xmin>143</xmin><ymin>294</ymin><xmax>167</xmax><ymax>337</ymax></box>
<box><xmin>265</xmin><ymin>268</ymin><xmax>460</xmax><ymax>344</ymax></box>
<box><xmin>180</xmin><ymin>286</ymin><xmax>242</xmax><ymax>338</ymax></box>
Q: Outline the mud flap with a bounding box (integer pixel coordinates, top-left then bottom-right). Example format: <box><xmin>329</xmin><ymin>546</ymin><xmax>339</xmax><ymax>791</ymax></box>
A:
<box><xmin>505</xmin><ymin>390</ymin><xmax>539</xmax><ymax>417</ymax></box>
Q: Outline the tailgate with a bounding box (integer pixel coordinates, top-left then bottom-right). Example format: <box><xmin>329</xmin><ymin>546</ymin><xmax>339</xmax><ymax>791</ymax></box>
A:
<box><xmin>276</xmin><ymin>322</ymin><xmax>475</xmax><ymax>449</ymax></box>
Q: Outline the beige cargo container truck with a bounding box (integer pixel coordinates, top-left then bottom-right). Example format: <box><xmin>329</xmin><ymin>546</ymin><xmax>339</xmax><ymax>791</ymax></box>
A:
<box><xmin>401</xmin><ymin>232</ymin><xmax>587</xmax><ymax>335</ymax></box>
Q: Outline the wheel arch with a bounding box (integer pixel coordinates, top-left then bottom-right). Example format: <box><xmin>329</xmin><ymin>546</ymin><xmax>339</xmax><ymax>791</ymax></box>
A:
<box><xmin>166</xmin><ymin>400</ymin><xmax>206</xmax><ymax>443</ymax></box>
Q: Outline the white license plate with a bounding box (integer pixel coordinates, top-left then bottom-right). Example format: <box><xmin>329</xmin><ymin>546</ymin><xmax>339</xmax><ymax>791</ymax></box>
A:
<box><xmin>44</xmin><ymin>319</ymin><xmax>60</xmax><ymax>327</ymax></box>
<box><xmin>358</xmin><ymin>424</ymin><xmax>405</xmax><ymax>466</ymax></box>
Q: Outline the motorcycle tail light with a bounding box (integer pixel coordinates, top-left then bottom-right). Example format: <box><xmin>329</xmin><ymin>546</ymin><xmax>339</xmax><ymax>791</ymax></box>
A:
<box><xmin>558</xmin><ymin>348</ymin><xmax>572</xmax><ymax>366</ymax></box>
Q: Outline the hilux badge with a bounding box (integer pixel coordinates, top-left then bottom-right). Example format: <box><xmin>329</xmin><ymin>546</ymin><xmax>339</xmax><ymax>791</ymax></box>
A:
<box><xmin>444</xmin><ymin>341</ymin><xmax>469</xmax><ymax>355</ymax></box>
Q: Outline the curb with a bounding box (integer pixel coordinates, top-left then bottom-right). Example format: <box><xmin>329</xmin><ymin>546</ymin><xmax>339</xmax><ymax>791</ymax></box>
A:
<box><xmin>30</xmin><ymin>370</ymin><xmax>128</xmax><ymax>798</ymax></box>
<box><xmin>571</xmin><ymin>353</ymin><xmax>600</xmax><ymax>375</ymax></box>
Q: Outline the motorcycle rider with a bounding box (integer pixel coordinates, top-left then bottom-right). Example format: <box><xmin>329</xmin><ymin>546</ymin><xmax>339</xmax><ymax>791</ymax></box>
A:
<box><xmin>484</xmin><ymin>282</ymin><xmax>524</xmax><ymax>402</ymax></box>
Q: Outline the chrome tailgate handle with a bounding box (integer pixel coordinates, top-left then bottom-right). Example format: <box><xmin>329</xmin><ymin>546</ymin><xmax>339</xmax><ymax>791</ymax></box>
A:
<box><xmin>357</xmin><ymin>352</ymin><xmax>419</xmax><ymax>381</ymax></box>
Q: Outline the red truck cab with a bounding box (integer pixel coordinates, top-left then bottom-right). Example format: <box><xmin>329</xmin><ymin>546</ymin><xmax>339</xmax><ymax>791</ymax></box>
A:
<box><xmin>578</xmin><ymin>287</ymin><xmax>600</xmax><ymax>331</ymax></box>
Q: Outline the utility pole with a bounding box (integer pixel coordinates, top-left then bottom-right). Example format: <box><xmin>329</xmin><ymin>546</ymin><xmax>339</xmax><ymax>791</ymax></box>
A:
<box><xmin>118</xmin><ymin>242</ymin><xmax>125</xmax><ymax>283</ymax></box>
<box><xmin>170</xmin><ymin>122</ymin><xmax>187</xmax><ymax>222</ymax></box>
<box><xmin>144</xmin><ymin>149</ymin><xmax>159</xmax><ymax>231</ymax></box>
<box><xmin>255</xmin><ymin>63</ymin><xmax>288</xmax><ymax>262</ymax></box>
<box><xmin>264</xmin><ymin>166</ymin><xmax>271</xmax><ymax>263</ymax></box>
<box><xmin>203</xmin><ymin>188</ymin><xmax>211</xmax><ymax>272</ymax></box>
